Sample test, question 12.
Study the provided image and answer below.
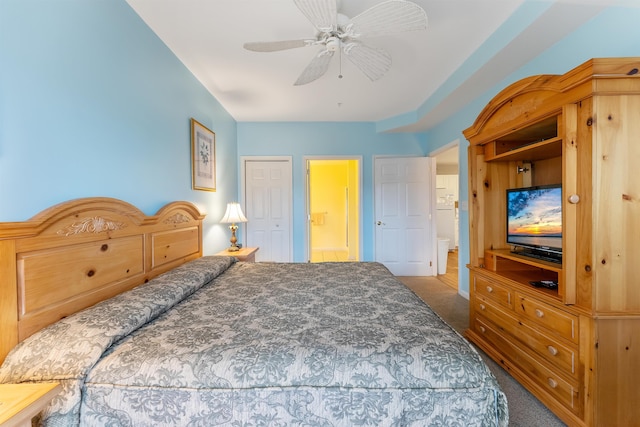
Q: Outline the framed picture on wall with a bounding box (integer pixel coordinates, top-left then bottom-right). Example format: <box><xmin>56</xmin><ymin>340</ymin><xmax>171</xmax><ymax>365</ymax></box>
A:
<box><xmin>191</xmin><ymin>118</ymin><xmax>216</xmax><ymax>192</ymax></box>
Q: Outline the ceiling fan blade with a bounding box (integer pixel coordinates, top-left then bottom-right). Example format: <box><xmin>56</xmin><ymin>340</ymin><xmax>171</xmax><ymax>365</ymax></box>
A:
<box><xmin>293</xmin><ymin>0</ymin><xmax>337</xmax><ymax>33</ymax></box>
<box><xmin>243</xmin><ymin>39</ymin><xmax>309</xmax><ymax>52</ymax></box>
<box><xmin>349</xmin><ymin>0</ymin><xmax>427</xmax><ymax>38</ymax></box>
<box><xmin>294</xmin><ymin>51</ymin><xmax>334</xmax><ymax>86</ymax></box>
<box><xmin>343</xmin><ymin>42</ymin><xmax>391</xmax><ymax>81</ymax></box>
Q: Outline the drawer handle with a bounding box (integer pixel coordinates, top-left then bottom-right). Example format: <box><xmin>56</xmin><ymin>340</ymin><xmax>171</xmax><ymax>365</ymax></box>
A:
<box><xmin>479</xmin><ymin>304</ymin><xmax>486</xmax><ymax>311</ymax></box>
<box><xmin>486</xmin><ymin>286</ymin><xmax>493</xmax><ymax>293</ymax></box>
<box><xmin>479</xmin><ymin>326</ymin><xmax>486</xmax><ymax>333</ymax></box>
<box><xmin>547</xmin><ymin>345</ymin><xmax>559</xmax><ymax>356</ymax></box>
<box><xmin>535</xmin><ymin>309</ymin><xmax>545</xmax><ymax>318</ymax></box>
<box><xmin>547</xmin><ymin>378</ymin><xmax>558</xmax><ymax>389</ymax></box>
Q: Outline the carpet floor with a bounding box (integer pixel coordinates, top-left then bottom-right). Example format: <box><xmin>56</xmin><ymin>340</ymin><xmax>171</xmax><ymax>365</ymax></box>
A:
<box><xmin>397</xmin><ymin>275</ymin><xmax>567</xmax><ymax>427</ymax></box>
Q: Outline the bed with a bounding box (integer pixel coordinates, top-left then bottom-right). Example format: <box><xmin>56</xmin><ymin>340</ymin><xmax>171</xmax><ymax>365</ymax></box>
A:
<box><xmin>0</xmin><ymin>198</ymin><xmax>508</xmax><ymax>426</ymax></box>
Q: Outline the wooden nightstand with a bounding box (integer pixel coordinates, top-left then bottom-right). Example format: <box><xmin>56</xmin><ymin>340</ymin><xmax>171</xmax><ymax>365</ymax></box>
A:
<box><xmin>215</xmin><ymin>247</ymin><xmax>259</xmax><ymax>262</ymax></box>
<box><xmin>0</xmin><ymin>383</ymin><xmax>61</xmax><ymax>427</ymax></box>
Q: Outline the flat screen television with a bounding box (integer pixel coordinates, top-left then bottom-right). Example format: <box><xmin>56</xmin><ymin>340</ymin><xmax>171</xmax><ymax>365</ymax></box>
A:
<box><xmin>506</xmin><ymin>184</ymin><xmax>562</xmax><ymax>263</ymax></box>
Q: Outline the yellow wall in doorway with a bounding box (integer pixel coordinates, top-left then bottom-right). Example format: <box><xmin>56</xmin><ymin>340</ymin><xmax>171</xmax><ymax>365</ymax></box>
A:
<box><xmin>309</xmin><ymin>160</ymin><xmax>359</xmax><ymax>261</ymax></box>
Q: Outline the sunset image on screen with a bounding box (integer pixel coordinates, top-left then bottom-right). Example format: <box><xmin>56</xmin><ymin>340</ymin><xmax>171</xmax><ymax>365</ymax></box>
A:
<box><xmin>508</xmin><ymin>188</ymin><xmax>562</xmax><ymax>236</ymax></box>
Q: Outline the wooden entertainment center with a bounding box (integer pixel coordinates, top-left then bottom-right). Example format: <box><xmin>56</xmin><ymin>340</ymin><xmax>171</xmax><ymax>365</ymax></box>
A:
<box><xmin>464</xmin><ymin>58</ymin><xmax>640</xmax><ymax>426</ymax></box>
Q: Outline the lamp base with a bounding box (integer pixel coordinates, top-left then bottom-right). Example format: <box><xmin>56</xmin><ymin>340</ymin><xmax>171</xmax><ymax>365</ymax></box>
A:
<box><xmin>227</xmin><ymin>223</ymin><xmax>240</xmax><ymax>252</ymax></box>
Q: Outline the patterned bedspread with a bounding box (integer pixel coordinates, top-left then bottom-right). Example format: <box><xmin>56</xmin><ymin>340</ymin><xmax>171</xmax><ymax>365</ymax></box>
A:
<box><xmin>0</xmin><ymin>257</ymin><xmax>507</xmax><ymax>426</ymax></box>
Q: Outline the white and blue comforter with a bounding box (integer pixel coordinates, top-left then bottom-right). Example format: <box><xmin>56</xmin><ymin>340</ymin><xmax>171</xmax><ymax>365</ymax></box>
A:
<box><xmin>0</xmin><ymin>256</ymin><xmax>508</xmax><ymax>426</ymax></box>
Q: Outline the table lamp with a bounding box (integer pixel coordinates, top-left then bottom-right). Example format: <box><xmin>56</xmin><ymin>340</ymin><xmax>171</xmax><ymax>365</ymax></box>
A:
<box><xmin>220</xmin><ymin>202</ymin><xmax>247</xmax><ymax>251</ymax></box>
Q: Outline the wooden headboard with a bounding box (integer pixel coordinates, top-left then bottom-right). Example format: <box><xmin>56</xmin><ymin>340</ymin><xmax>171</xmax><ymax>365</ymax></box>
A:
<box><xmin>0</xmin><ymin>197</ymin><xmax>205</xmax><ymax>364</ymax></box>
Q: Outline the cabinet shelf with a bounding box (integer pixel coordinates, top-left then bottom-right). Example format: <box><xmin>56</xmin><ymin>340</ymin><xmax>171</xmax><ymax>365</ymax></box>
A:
<box><xmin>483</xmin><ymin>249</ymin><xmax>561</xmax><ymax>295</ymax></box>
<box><xmin>486</xmin><ymin>249</ymin><xmax>562</xmax><ymax>272</ymax></box>
<box><xmin>482</xmin><ymin>115</ymin><xmax>560</xmax><ymax>162</ymax></box>
<box><xmin>484</xmin><ymin>136</ymin><xmax>562</xmax><ymax>162</ymax></box>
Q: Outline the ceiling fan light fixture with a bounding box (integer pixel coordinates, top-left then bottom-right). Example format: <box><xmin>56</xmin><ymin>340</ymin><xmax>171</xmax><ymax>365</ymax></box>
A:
<box><xmin>244</xmin><ymin>0</ymin><xmax>427</xmax><ymax>85</ymax></box>
<box><xmin>326</xmin><ymin>37</ymin><xmax>341</xmax><ymax>52</ymax></box>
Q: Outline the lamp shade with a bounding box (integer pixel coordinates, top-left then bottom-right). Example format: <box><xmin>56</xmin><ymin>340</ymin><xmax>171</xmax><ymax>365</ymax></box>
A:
<box><xmin>220</xmin><ymin>202</ymin><xmax>247</xmax><ymax>224</ymax></box>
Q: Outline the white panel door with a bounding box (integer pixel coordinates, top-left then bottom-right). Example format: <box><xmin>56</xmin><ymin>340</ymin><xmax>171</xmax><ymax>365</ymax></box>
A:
<box><xmin>244</xmin><ymin>159</ymin><xmax>292</xmax><ymax>262</ymax></box>
<box><xmin>374</xmin><ymin>157</ymin><xmax>435</xmax><ymax>276</ymax></box>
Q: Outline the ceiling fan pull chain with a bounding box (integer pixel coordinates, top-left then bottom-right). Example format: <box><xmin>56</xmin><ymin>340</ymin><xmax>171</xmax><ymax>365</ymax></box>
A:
<box><xmin>337</xmin><ymin>8</ymin><xmax>342</xmax><ymax>79</ymax></box>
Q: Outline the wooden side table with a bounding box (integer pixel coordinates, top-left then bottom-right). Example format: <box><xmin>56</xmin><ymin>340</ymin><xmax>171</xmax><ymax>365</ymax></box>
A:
<box><xmin>215</xmin><ymin>247</ymin><xmax>259</xmax><ymax>262</ymax></box>
<box><xmin>0</xmin><ymin>383</ymin><xmax>61</xmax><ymax>427</ymax></box>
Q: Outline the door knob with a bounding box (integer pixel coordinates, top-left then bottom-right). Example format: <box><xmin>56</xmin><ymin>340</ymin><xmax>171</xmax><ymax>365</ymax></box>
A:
<box><xmin>376</xmin><ymin>221</ymin><xmax>385</xmax><ymax>226</ymax></box>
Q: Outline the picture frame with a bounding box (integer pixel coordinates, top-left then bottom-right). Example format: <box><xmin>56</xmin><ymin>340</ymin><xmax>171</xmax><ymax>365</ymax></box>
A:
<box><xmin>191</xmin><ymin>118</ymin><xmax>216</xmax><ymax>192</ymax></box>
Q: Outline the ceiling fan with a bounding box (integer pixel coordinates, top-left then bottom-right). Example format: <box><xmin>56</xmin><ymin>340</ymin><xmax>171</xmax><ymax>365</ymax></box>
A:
<box><xmin>243</xmin><ymin>0</ymin><xmax>428</xmax><ymax>85</ymax></box>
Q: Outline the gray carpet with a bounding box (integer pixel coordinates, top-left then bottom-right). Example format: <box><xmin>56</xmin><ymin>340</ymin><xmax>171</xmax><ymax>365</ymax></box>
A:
<box><xmin>398</xmin><ymin>276</ymin><xmax>566</xmax><ymax>427</ymax></box>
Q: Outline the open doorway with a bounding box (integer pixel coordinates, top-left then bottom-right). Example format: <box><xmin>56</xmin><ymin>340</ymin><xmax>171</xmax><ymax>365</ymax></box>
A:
<box><xmin>306</xmin><ymin>158</ymin><xmax>361</xmax><ymax>263</ymax></box>
<box><xmin>433</xmin><ymin>143</ymin><xmax>459</xmax><ymax>289</ymax></box>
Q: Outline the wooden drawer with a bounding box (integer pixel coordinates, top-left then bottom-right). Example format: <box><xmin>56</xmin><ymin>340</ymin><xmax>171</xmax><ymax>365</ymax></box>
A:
<box><xmin>474</xmin><ymin>275</ymin><xmax>512</xmax><ymax>309</ymax></box>
<box><xmin>515</xmin><ymin>293</ymin><xmax>578</xmax><ymax>343</ymax></box>
<box><xmin>475</xmin><ymin>296</ymin><xmax>577</xmax><ymax>377</ymax></box>
<box><xmin>473</xmin><ymin>317</ymin><xmax>580</xmax><ymax>414</ymax></box>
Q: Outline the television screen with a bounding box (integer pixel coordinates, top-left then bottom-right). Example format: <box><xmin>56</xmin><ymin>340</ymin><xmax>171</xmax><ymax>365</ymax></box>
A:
<box><xmin>506</xmin><ymin>185</ymin><xmax>562</xmax><ymax>257</ymax></box>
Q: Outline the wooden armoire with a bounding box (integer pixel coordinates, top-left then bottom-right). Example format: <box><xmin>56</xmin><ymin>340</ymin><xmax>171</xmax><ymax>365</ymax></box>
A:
<box><xmin>463</xmin><ymin>58</ymin><xmax>640</xmax><ymax>426</ymax></box>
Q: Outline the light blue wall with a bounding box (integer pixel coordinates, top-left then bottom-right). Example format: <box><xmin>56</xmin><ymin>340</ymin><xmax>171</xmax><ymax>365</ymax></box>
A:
<box><xmin>238</xmin><ymin>122</ymin><xmax>426</xmax><ymax>262</ymax></box>
<box><xmin>424</xmin><ymin>5</ymin><xmax>640</xmax><ymax>296</ymax></box>
<box><xmin>0</xmin><ymin>0</ymin><xmax>238</xmax><ymax>254</ymax></box>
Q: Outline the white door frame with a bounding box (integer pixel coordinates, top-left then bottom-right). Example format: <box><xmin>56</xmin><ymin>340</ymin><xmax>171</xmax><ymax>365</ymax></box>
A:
<box><xmin>373</xmin><ymin>155</ymin><xmax>437</xmax><ymax>276</ymax></box>
<box><xmin>429</xmin><ymin>139</ymin><xmax>460</xmax><ymax>284</ymax></box>
<box><xmin>304</xmin><ymin>155</ymin><xmax>363</xmax><ymax>263</ymax></box>
<box><xmin>240</xmin><ymin>156</ymin><xmax>293</xmax><ymax>261</ymax></box>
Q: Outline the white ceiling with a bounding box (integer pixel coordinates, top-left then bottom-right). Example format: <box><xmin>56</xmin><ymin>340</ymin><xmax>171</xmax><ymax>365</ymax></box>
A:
<box><xmin>125</xmin><ymin>0</ymin><xmax>628</xmax><ymax>132</ymax></box>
